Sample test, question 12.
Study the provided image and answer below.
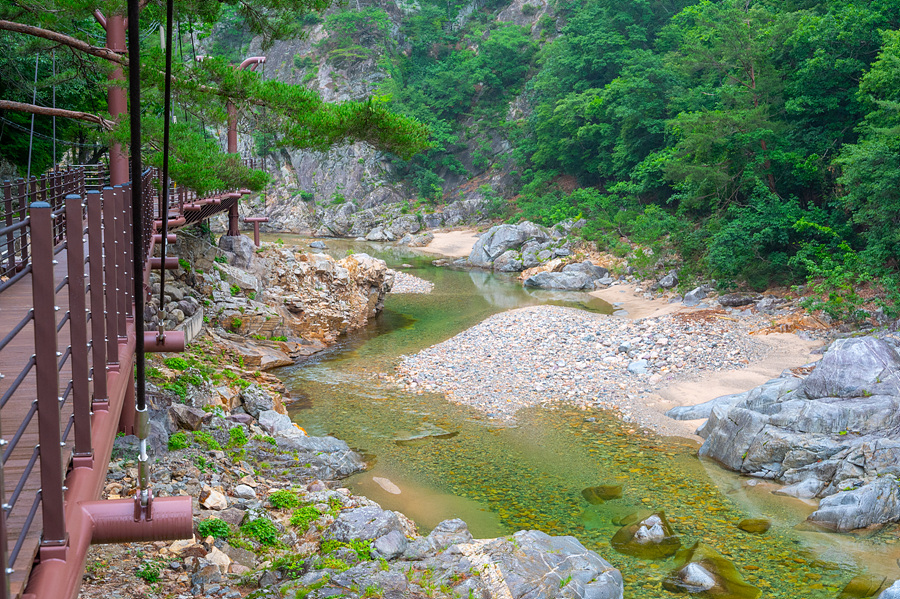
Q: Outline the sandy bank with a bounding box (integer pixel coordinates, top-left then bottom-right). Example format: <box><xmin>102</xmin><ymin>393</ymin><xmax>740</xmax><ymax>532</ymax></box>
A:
<box><xmin>416</xmin><ymin>229</ymin><xmax>479</xmax><ymax>258</ymax></box>
<box><xmin>591</xmin><ymin>284</ymin><xmax>822</xmax><ymax>438</ymax></box>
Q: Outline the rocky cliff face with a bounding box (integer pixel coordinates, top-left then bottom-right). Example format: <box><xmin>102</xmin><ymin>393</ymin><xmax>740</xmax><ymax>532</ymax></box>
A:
<box><xmin>218</xmin><ymin>0</ymin><xmax>551</xmax><ymax>236</ymax></box>
<box><xmin>160</xmin><ymin>234</ymin><xmax>392</xmax><ymax>368</ymax></box>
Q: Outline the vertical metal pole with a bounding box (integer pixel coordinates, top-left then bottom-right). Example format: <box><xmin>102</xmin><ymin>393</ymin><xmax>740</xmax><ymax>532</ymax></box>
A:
<box><xmin>114</xmin><ymin>185</ymin><xmax>128</xmax><ymax>338</ymax></box>
<box><xmin>30</xmin><ymin>201</ymin><xmax>68</xmax><ymax>558</ymax></box>
<box><xmin>86</xmin><ymin>190</ymin><xmax>108</xmax><ymax>408</ymax></box>
<box><xmin>0</xmin><ymin>455</ymin><xmax>9</xmax><ymax>599</ymax></box>
<box><xmin>102</xmin><ymin>187</ymin><xmax>119</xmax><ymax>372</ymax></box>
<box><xmin>17</xmin><ymin>179</ymin><xmax>28</xmax><ymax>267</ymax></box>
<box><xmin>3</xmin><ymin>181</ymin><xmax>13</xmax><ymax>274</ymax></box>
<box><xmin>65</xmin><ymin>194</ymin><xmax>93</xmax><ymax>467</ymax></box>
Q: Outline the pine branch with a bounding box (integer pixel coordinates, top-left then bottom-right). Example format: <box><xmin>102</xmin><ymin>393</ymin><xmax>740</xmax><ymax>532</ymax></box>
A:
<box><xmin>0</xmin><ymin>100</ymin><xmax>115</xmax><ymax>129</ymax></box>
<box><xmin>0</xmin><ymin>20</ymin><xmax>125</xmax><ymax>64</ymax></box>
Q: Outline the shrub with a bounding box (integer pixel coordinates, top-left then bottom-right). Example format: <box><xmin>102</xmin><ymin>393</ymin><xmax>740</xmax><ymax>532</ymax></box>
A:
<box><xmin>252</xmin><ymin>434</ymin><xmax>277</xmax><ymax>446</ymax></box>
<box><xmin>230</xmin><ymin>317</ymin><xmax>242</xmax><ymax>331</ymax></box>
<box><xmin>290</xmin><ymin>506</ymin><xmax>321</xmax><ymax>530</ymax></box>
<box><xmin>269</xmin><ymin>489</ymin><xmax>302</xmax><ymax>509</ymax></box>
<box><xmin>163</xmin><ymin>357</ymin><xmax>189</xmax><ymax>371</ymax></box>
<box><xmin>178</xmin><ymin>258</ymin><xmax>192</xmax><ymax>271</ymax></box>
<box><xmin>214</xmin><ymin>256</ymin><xmax>227</xmax><ymax>264</ymax></box>
<box><xmin>197</xmin><ymin>518</ymin><xmax>231</xmax><ymax>539</ymax></box>
<box><xmin>230</xmin><ymin>284</ymin><xmax>241</xmax><ymax>297</ymax></box>
<box><xmin>193</xmin><ymin>431</ymin><xmax>221</xmax><ymax>451</ymax></box>
<box><xmin>168</xmin><ymin>431</ymin><xmax>190</xmax><ymax>450</ymax></box>
<box><xmin>240</xmin><ymin>517</ymin><xmax>280</xmax><ymax>546</ymax></box>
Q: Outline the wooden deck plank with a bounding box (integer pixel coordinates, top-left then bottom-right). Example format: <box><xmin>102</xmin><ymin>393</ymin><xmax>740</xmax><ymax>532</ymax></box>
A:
<box><xmin>0</xmin><ymin>244</ymin><xmax>79</xmax><ymax>598</ymax></box>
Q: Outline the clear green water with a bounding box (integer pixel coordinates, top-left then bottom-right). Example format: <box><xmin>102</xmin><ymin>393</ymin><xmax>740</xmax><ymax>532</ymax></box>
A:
<box><xmin>271</xmin><ymin>236</ymin><xmax>897</xmax><ymax>598</ymax></box>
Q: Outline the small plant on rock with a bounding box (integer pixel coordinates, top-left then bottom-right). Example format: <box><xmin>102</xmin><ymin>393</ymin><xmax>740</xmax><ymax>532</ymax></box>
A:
<box><xmin>240</xmin><ymin>517</ymin><xmax>280</xmax><ymax>546</ymax></box>
<box><xmin>163</xmin><ymin>356</ymin><xmax>189</xmax><ymax>371</ymax></box>
<box><xmin>135</xmin><ymin>561</ymin><xmax>161</xmax><ymax>583</ymax></box>
<box><xmin>228</xmin><ymin>426</ymin><xmax>249</xmax><ymax>448</ymax></box>
<box><xmin>290</xmin><ymin>505</ymin><xmax>321</xmax><ymax>530</ymax></box>
<box><xmin>197</xmin><ymin>517</ymin><xmax>231</xmax><ymax>539</ymax></box>
<box><xmin>193</xmin><ymin>431</ymin><xmax>222</xmax><ymax>451</ymax></box>
<box><xmin>269</xmin><ymin>489</ymin><xmax>302</xmax><ymax>509</ymax></box>
<box><xmin>272</xmin><ymin>554</ymin><xmax>306</xmax><ymax>579</ymax></box>
<box><xmin>167</xmin><ymin>431</ymin><xmax>190</xmax><ymax>451</ymax></box>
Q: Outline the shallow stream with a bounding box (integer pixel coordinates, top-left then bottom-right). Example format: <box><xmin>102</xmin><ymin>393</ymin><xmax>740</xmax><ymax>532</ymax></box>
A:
<box><xmin>270</xmin><ymin>236</ymin><xmax>898</xmax><ymax>598</ymax></box>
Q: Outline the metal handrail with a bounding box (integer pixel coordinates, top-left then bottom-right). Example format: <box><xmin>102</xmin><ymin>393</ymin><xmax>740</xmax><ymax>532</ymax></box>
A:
<box><xmin>0</xmin><ymin>160</ymin><xmax>259</xmax><ymax>599</ymax></box>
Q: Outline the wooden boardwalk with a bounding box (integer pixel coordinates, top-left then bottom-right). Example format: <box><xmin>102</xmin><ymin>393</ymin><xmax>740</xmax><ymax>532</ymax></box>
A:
<box><xmin>0</xmin><ymin>248</ymin><xmax>76</xmax><ymax>598</ymax></box>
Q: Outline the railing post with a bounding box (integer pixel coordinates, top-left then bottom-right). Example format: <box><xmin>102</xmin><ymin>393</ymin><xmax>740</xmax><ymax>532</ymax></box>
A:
<box><xmin>102</xmin><ymin>186</ymin><xmax>119</xmax><ymax>373</ymax></box>
<box><xmin>65</xmin><ymin>194</ymin><xmax>93</xmax><ymax>468</ymax></box>
<box><xmin>86</xmin><ymin>191</ymin><xmax>108</xmax><ymax>410</ymax></box>
<box><xmin>30</xmin><ymin>201</ymin><xmax>68</xmax><ymax>560</ymax></box>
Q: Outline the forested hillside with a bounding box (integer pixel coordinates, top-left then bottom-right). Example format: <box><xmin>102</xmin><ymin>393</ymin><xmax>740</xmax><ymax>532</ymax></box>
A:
<box><xmin>219</xmin><ymin>0</ymin><xmax>900</xmax><ymax>317</ymax></box>
<box><xmin>3</xmin><ymin>0</ymin><xmax>899</xmax><ymax>317</ymax></box>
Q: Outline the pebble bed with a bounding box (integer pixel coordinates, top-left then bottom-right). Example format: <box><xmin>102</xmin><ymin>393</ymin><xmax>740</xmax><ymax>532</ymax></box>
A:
<box><xmin>394</xmin><ymin>305</ymin><xmax>770</xmax><ymax>419</ymax></box>
<box><xmin>388</xmin><ymin>269</ymin><xmax>434</xmax><ymax>294</ymax></box>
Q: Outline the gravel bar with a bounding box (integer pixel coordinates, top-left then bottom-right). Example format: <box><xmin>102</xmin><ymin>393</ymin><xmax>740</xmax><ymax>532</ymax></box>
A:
<box><xmin>393</xmin><ymin>305</ymin><xmax>770</xmax><ymax>420</ymax></box>
<box><xmin>388</xmin><ymin>269</ymin><xmax>434</xmax><ymax>294</ymax></box>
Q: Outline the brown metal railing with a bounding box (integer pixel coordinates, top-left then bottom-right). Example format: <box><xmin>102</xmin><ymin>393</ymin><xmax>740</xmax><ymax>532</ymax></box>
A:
<box><xmin>0</xmin><ymin>162</ymin><xmax>255</xmax><ymax>599</ymax></box>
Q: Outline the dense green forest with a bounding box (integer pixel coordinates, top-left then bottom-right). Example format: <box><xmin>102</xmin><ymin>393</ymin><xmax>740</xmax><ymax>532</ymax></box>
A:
<box><xmin>374</xmin><ymin>0</ymin><xmax>900</xmax><ymax>317</ymax></box>
<box><xmin>4</xmin><ymin>0</ymin><xmax>900</xmax><ymax>318</ymax></box>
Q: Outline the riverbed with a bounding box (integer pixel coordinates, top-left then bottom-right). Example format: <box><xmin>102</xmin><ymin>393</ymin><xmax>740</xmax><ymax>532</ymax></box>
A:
<box><xmin>269</xmin><ymin>235</ymin><xmax>897</xmax><ymax>598</ymax></box>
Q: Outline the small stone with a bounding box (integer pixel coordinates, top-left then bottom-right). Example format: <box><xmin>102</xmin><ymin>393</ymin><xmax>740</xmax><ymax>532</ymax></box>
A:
<box><xmin>200</xmin><ymin>486</ymin><xmax>228</xmax><ymax>510</ymax></box>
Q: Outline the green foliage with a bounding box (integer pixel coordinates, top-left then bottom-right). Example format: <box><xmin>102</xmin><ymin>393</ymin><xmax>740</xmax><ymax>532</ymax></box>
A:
<box><xmin>240</xmin><ymin>517</ymin><xmax>280</xmax><ymax>546</ymax></box>
<box><xmin>163</xmin><ymin>357</ymin><xmax>190</xmax><ymax>371</ymax></box>
<box><xmin>198</xmin><ymin>518</ymin><xmax>232</xmax><ymax>539</ymax></box>
<box><xmin>252</xmin><ymin>433</ymin><xmax>278</xmax><ymax>446</ymax></box>
<box><xmin>178</xmin><ymin>258</ymin><xmax>192</xmax><ymax>271</ymax></box>
<box><xmin>269</xmin><ymin>489</ymin><xmax>302</xmax><ymax>509</ymax></box>
<box><xmin>168</xmin><ymin>431</ymin><xmax>190</xmax><ymax>451</ymax></box>
<box><xmin>230</xmin><ymin>284</ymin><xmax>241</xmax><ymax>296</ymax></box>
<box><xmin>228</xmin><ymin>426</ymin><xmax>248</xmax><ymax>448</ymax></box>
<box><xmin>193</xmin><ymin>431</ymin><xmax>222</xmax><ymax>451</ymax></box>
<box><xmin>135</xmin><ymin>561</ymin><xmax>161</xmax><ymax>583</ymax></box>
<box><xmin>214</xmin><ymin>256</ymin><xmax>228</xmax><ymax>264</ymax></box>
<box><xmin>315</xmin><ymin>556</ymin><xmax>350</xmax><ymax>572</ymax></box>
<box><xmin>272</xmin><ymin>554</ymin><xmax>306</xmax><ymax>579</ymax></box>
<box><xmin>290</xmin><ymin>505</ymin><xmax>321</xmax><ymax>530</ymax></box>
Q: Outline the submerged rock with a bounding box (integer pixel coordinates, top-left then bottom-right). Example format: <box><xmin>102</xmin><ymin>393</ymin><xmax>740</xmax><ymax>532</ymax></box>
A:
<box><xmin>582</xmin><ymin>485</ymin><xmax>623</xmax><ymax>504</ymax></box>
<box><xmin>839</xmin><ymin>574</ymin><xmax>887</xmax><ymax>598</ymax></box>
<box><xmin>736</xmin><ymin>518</ymin><xmax>771</xmax><ymax>534</ymax></box>
<box><xmin>662</xmin><ymin>542</ymin><xmax>761</xmax><ymax>599</ymax></box>
<box><xmin>610</xmin><ymin>512</ymin><xmax>681</xmax><ymax>559</ymax></box>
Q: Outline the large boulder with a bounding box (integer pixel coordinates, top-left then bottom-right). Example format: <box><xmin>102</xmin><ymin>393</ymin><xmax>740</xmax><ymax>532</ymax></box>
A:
<box><xmin>469</xmin><ymin>224</ymin><xmax>528</xmax><ymax>267</ymax></box>
<box><xmin>324</xmin><ymin>507</ymin><xmax>405</xmax><ymax>542</ymax></box>
<box><xmin>460</xmin><ymin>530</ymin><xmax>623</xmax><ymax>599</ymax></box>
<box><xmin>798</xmin><ymin>337</ymin><xmax>900</xmax><ymax>399</ymax></box>
<box><xmin>218</xmin><ymin>234</ymin><xmax>256</xmax><ymax>269</ymax></box>
<box><xmin>523</xmin><ymin>271</ymin><xmax>596</xmax><ymax>290</ymax></box>
<box><xmin>668</xmin><ymin>335</ymin><xmax>900</xmax><ymax>532</ymax></box>
<box><xmin>468</xmin><ymin>221</ymin><xmax>554</xmax><ymax>269</ymax></box>
<box><xmin>805</xmin><ymin>477</ymin><xmax>900</xmax><ymax>532</ymax></box>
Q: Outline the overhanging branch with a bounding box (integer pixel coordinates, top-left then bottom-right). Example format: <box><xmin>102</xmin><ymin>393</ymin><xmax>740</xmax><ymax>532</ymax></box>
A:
<box><xmin>0</xmin><ymin>20</ymin><xmax>126</xmax><ymax>64</ymax></box>
<box><xmin>0</xmin><ymin>100</ymin><xmax>115</xmax><ymax>129</ymax></box>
